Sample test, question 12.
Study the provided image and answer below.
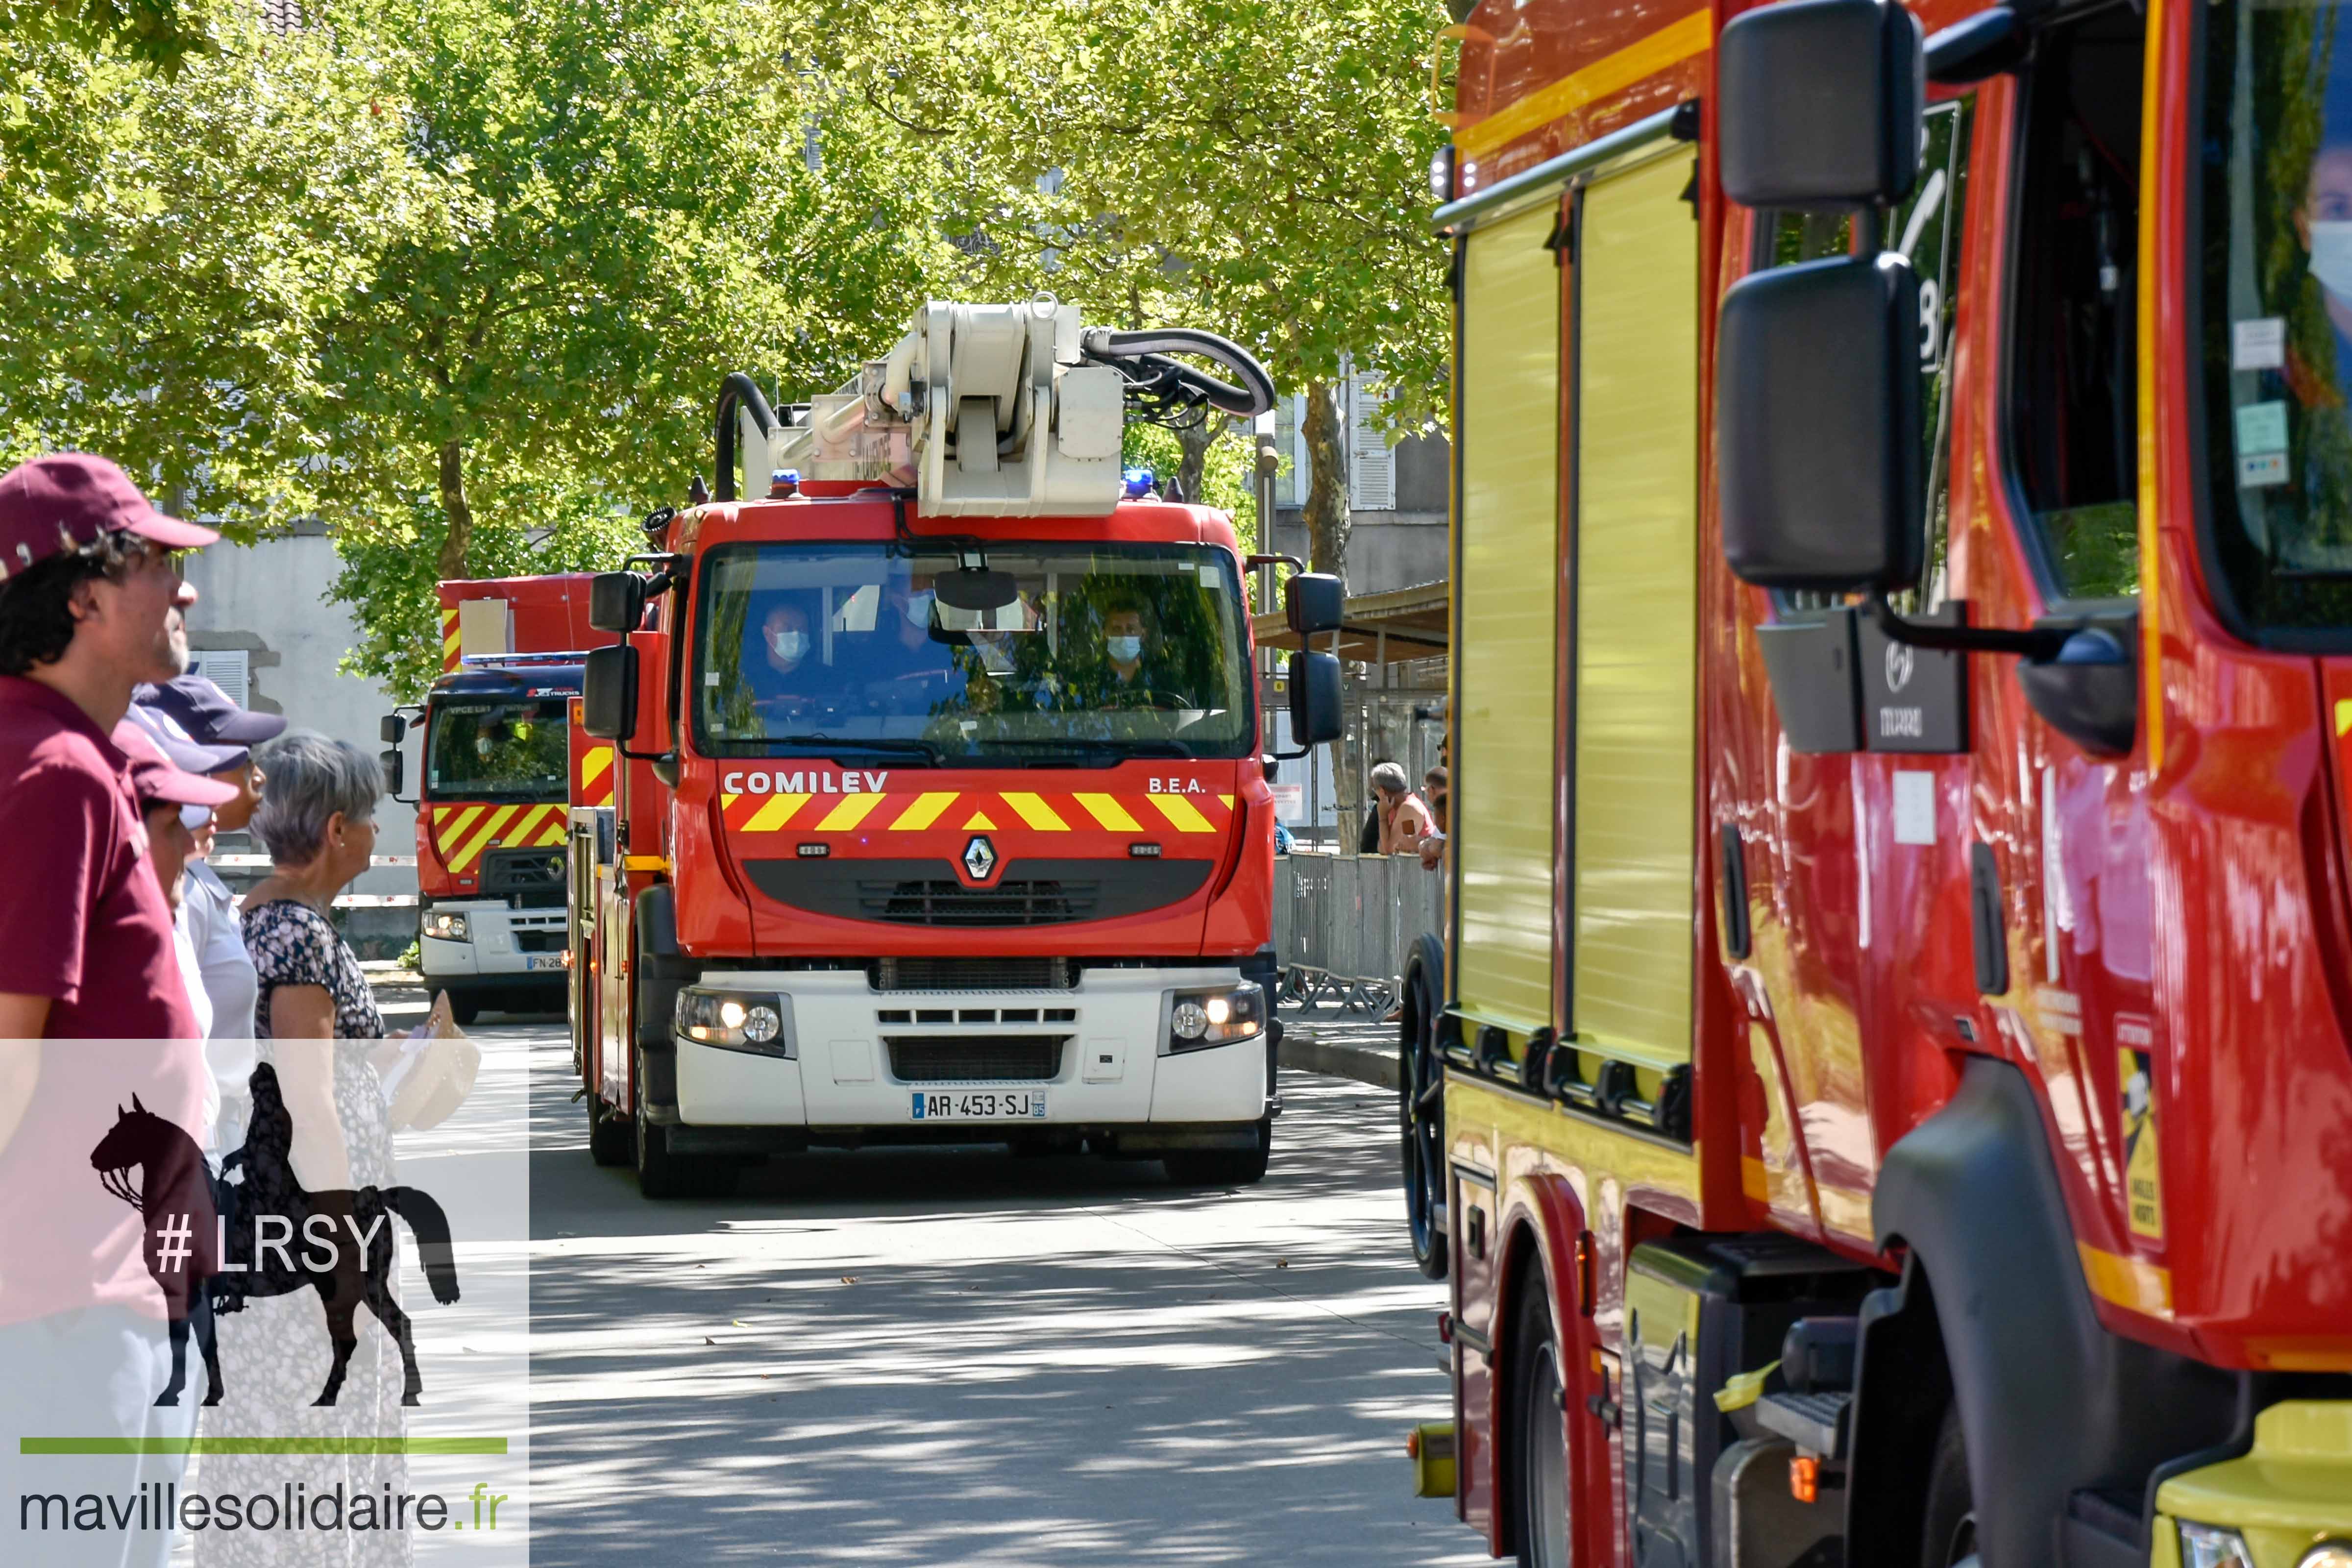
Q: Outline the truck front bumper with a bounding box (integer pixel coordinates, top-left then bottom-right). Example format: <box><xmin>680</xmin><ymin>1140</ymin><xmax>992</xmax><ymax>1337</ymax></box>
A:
<box><xmin>667</xmin><ymin>965</ymin><xmax>1271</xmax><ymax>1142</ymax></box>
<box><xmin>418</xmin><ymin>899</ymin><xmax>569</xmax><ymax>983</ymax></box>
<box><xmin>2152</xmin><ymin>1401</ymin><xmax>2352</xmax><ymax>1568</ymax></box>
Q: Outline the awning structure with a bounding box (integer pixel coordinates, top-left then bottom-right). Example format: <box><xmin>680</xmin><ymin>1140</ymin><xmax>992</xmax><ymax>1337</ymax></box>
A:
<box><xmin>1252</xmin><ymin>579</ymin><xmax>1449</xmax><ymax>664</ymax></box>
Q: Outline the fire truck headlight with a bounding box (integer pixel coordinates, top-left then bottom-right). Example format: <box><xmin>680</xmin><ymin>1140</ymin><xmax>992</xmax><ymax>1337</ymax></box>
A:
<box><xmin>2299</xmin><ymin>1544</ymin><xmax>2352</xmax><ymax>1568</ymax></box>
<box><xmin>423</xmin><ymin>910</ymin><xmax>469</xmax><ymax>943</ymax></box>
<box><xmin>1165</xmin><ymin>986</ymin><xmax>1264</xmax><ymax>1053</ymax></box>
<box><xmin>2177</xmin><ymin>1523</ymin><xmax>2256</xmax><ymax>1568</ymax></box>
<box><xmin>676</xmin><ymin>987</ymin><xmax>795</xmax><ymax>1058</ymax></box>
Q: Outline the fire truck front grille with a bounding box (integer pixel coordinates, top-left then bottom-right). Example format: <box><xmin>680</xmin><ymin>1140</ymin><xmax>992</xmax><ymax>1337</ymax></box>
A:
<box><xmin>743</xmin><ymin>857</ymin><xmax>1211</xmax><ymax>927</ymax></box>
<box><xmin>860</xmin><ymin>879</ymin><xmax>1097</xmax><ymax>927</ymax></box>
<box><xmin>886</xmin><ymin>1035</ymin><xmax>1067</xmax><ymax>1082</ymax></box>
<box><xmin>875</xmin><ymin>956</ymin><xmax>1073</xmax><ymax>991</ymax></box>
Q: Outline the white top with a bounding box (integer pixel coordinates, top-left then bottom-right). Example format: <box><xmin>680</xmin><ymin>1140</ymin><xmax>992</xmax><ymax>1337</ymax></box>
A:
<box><xmin>182</xmin><ymin>858</ymin><xmax>259</xmax><ymax>1154</ymax></box>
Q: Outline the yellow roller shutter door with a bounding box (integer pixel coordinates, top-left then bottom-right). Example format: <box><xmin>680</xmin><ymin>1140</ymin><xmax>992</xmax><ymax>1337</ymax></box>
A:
<box><xmin>1454</xmin><ymin>203</ymin><xmax>1561</xmax><ymax>1034</ymax></box>
<box><xmin>1569</xmin><ymin>152</ymin><xmax>1700</xmax><ymax>1071</ymax></box>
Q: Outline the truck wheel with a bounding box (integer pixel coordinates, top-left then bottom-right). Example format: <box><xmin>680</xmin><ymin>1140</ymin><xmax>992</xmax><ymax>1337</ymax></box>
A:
<box><xmin>1163</xmin><ymin>1117</ymin><xmax>1271</xmax><ymax>1187</ymax></box>
<box><xmin>1400</xmin><ymin>934</ymin><xmax>1448</xmax><ymax>1279</ymax></box>
<box><xmin>1510</xmin><ymin>1285</ymin><xmax>1570</xmax><ymax>1568</ymax></box>
<box><xmin>586</xmin><ymin>1093</ymin><xmax>634</xmax><ymax>1166</ymax></box>
<box><xmin>450</xmin><ymin>995</ymin><xmax>480</xmax><ymax>1027</ymax></box>
<box><xmin>633</xmin><ymin>1050</ymin><xmax>737</xmax><ymax>1200</ymax></box>
<box><xmin>1919</xmin><ymin>1406</ymin><xmax>1979</xmax><ymax>1568</ymax></box>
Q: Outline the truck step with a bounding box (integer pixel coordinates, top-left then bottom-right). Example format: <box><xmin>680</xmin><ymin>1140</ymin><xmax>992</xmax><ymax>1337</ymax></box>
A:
<box><xmin>1755</xmin><ymin>1390</ymin><xmax>1852</xmax><ymax>1459</ymax></box>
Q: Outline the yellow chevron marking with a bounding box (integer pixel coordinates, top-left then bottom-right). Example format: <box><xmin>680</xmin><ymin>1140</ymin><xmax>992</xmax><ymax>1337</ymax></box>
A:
<box><xmin>2337</xmin><ymin>698</ymin><xmax>2352</xmax><ymax>737</ymax></box>
<box><xmin>817</xmin><ymin>793</ymin><xmax>884</xmax><ymax>832</ymax></box>
<box><xmin>533</xmin><ymin>820</ymin><xmax>567</xmax><ymax>847</ymax></box>
<box><xmin>741</xmin><ymin>793</ymin><xmax>810</xmax><ymax>833</ymax></box>
<box><xmin>581</xmin><ymin>746</ymin><xmax>613</xmax><ymax>785</ymax></box>
<box><xmin>447</xmin><ymin>805</ymin><xmax>520</xmax><ymax>873</ymax></box>
<box><xmin>963</xmin><ymin>811</ymin><xmax>999</xmax><ymax>830</ymax></box>
<box><xmin>1455</xmin><ymin>9</ymin><xmax>1713</xmax><ymax>161</ymax></box>
<box><xmin>1000</xmin><ymin>791</ymin><xmax>1070</xmax><ymax>831</ymax></box>
<box><xmin>1148</xmin><ymin>793</ymin><xmax>1216</xmax><ymax>833</ymax></box>
<box><xmin>1073</xmin><ymin>792</ymin><xmax>1141</xmax><ymax>832</ymax></box>
<box><xmin>1218</xmin><ymin>794</ymin><xmax>1234</xmax><ymax>809</ymax></box>
<box><xmin>502</xmin><ymin>804</ymin><xmax>555</xmax><ymax>849</ymax></box>
<box><xmin>721</xmin><ymin>793</ymin><xmax>740</xmax><ymax>810</ymax></box>
<box><xmin>435</xmin><ymin>806</ymin><xmax>484</xmax><ymax>857</ymax></box>
<box><xmin>889</xmin><ymin>791</ymin><xmax>959</xmax><ymax>831</ymax></box>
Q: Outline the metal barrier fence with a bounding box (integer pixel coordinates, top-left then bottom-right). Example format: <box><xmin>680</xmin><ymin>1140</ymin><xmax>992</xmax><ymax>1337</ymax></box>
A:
<box><xmin>1273</xmin><ymin>850</ymin><xmax>1445</xmax><ymax>1014</ymax></box>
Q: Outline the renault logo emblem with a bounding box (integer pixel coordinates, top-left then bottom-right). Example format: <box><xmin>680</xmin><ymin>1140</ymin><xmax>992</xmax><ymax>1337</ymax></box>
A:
<box><xmin>1884</xmin><ymin>640</ymin><xmax>1915</xmax><ymax>695</ymax></box>
<box><xmin>962</xmin><ymin>835</ymin><xmax>997</xmax><ymax>880</ymax></box>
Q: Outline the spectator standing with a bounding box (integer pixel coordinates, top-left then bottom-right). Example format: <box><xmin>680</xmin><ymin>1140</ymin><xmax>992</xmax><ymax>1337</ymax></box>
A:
<box><xmin>204</xmin><ymin>730</ymin><xmax>409</xmax><ymax>1568</ymax></box>
<box><xmin>133</xmin><ymin>673</ymin><xmax>282</xmax><ymax>1152</ymax></box>
<box><xmin>1418</xmin><ymin>765</ymin><xmax>1450</xmax><ymax>870</ymax></box>
<box><xmin>1371</xmin><ymin>760</ymin><xmax>1435</xmax><ymax>855</ymax></box>
<box><xmin>0</xmin><ymin>454</ymin><xmax>220</xmax><ymax>1568</ymax></box>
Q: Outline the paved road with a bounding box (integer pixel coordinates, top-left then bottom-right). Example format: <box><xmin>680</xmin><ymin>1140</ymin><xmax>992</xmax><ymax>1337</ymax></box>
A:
<box><xmin>497</xmin><ymin>1020</ymin><xmax>1478</xmax><ymax>1566</ymax></box>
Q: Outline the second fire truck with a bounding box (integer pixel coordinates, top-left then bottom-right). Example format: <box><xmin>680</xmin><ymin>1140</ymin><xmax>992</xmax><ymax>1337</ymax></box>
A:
<box><xmin>566</xmin><ymin>297</ymin><xmax>1342</xmax><ymax>1198</ymax></box>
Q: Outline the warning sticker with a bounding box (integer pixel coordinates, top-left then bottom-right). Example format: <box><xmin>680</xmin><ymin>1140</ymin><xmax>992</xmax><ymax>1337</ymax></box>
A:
<box><xmin>2118</xmin><ymin>1041</ymin><xmax>2163</xmax><ymax>1241</ymax></box>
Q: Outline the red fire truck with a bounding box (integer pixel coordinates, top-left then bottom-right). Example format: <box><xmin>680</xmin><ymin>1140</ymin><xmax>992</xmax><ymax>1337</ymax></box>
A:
<box><xmin>1406</xmin><ymin>0</ymin><xmax>2352</xmax><ymax>1563</ymax></box>
<box><xmin>564</xmin><ymin>298</ymin><xmax>1342</xmax><ymax>1198</ymax></box>
<box><xmin>381</xmin><ymin>575</ymin><xmax>615</xmax><ymax>1023</ymax></box>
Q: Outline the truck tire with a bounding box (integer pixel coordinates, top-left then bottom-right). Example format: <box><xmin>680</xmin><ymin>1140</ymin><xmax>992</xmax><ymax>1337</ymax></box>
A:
<box><xmin>1163</xmin><ymin>1117</ymin><xmax>1271</xmax><ymax>1187</ymax></box>
<box><xmin>1919</xmin><ymin>1406</ymin><xmax>1979</xmax><ymax>1568</ymax></box>
<box><xmin>586</xmin><ymin>1092</ymin><xmax>634</xmax><ymax>1167</ymax></box>
<box><xmin>1510</xmin><ymin>1284</ymin><xmax>1571</xmax><ymax>1568</ymax></box>
<box><xmin>634</xmin><ymin>1048</ymin><xmax>736</xmax><ymax>1200</ymax></box>
<box><xmin>1399</xmin><ymin>933</ymin><xmax>1447</xmax><ymax>1279</ymax></box>
<box><xmin>450</xmin><ymin>995</ymin><xmax>480</xmax><ymax>1027</ymax></box>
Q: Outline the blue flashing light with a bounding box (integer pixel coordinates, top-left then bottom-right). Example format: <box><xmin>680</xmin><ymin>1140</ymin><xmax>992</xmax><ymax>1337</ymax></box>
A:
<box><xmin>1122</xmin><ymin>466</ymin><xmax>1155</xmax><ymax>499</ymax></box>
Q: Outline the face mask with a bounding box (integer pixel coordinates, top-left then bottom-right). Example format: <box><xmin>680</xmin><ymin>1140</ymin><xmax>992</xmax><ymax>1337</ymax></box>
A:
<box><xmin>475</xmin><ymin>735</ymin><xmax>493</xmax><ymax>758</ymax></box>
<box><xmin>1107</xmin><ymin>636</ymin><xmax>1143</xmax><ymax>663</ymax></box>
<box><xmin>770</xmin><ymin>630</ymin><xmax>808</xmax><ymax>661</ymax></box>
<box><xmin>2314</xmin><ymin>221</ymin><xmax>2352</xmax><ymax>301</ymax></box>
<box><xmin>903</xmin><ymin>591</ymin><xmax>934</xmax><ymax>626</ymax></box>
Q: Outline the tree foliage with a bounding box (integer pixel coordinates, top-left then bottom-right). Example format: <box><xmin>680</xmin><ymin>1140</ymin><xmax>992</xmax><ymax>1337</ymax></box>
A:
<box><xmin>2</xmin><ymin>0</ymin><xmax>1444</xmax><ymax>686</ymax></box>
<box><xmin>818</xmin><ymin>0</ymin><xmax>1452</xmax><ymax>573</ymax></box>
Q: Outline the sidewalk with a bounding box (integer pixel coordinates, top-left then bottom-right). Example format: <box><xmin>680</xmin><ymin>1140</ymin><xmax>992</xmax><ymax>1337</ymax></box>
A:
<box><xmin>1276</xmin><ymin>1000</ymin><xmax>1400</xmax><ymax>1092</ymax></box>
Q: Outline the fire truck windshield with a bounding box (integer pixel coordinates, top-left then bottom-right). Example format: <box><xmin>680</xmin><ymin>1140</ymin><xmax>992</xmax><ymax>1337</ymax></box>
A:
<box><xmin>425</xmin><ymin>697</ymin><xmax>571</xmax><ymax>799</ymax></box>
<box><xmin>2202</xmin><ymin>0</ymin><xmax>2352</xmax><ymax>634</ymax></box>
<box><xmin>693</xmin><ymin>541</ymin><xmax>1253</xmax><ymax>762</ymax></box>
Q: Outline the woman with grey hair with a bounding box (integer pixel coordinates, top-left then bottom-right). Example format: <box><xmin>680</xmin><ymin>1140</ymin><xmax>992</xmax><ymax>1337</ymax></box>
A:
<box><xmin>1371</xmin><ymin>760</ymin><xmax>1435</xmax><ymax>855</ymax></box>
<box><xmin>211</xmin><ymin>729</ymin><xmax>409</xmax><ymax>1568</ymax></box>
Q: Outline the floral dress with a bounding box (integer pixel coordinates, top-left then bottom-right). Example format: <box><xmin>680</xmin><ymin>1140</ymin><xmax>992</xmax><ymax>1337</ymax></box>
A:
<box><xmin>200</xmin><ymin>900</ymin><xmax>406</xmax><ymax>1568</ymax></box>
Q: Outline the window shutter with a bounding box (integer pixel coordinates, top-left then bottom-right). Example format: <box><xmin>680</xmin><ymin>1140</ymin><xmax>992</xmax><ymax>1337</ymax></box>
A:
<box><xmin>1274</xmin><ymin>393</ymin><xmax>1307</xmax><ymax>508</ymax></box>
<box><xmin>1348</xmin><ymin>377</ymin><xmax>1397</xmax><ymax>512</ymax></box>
<box><xmin>190</xmin><ymin>649</ymin><xmax>249</xmax><ymax>709</ymax></box>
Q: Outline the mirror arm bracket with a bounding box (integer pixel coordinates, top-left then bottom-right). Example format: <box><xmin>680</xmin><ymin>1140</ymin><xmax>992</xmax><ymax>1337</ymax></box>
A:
<box><xmin>1865</xmin><ymin>590</ymin><xmax>2067</xmax><ymax>660</ymax></box>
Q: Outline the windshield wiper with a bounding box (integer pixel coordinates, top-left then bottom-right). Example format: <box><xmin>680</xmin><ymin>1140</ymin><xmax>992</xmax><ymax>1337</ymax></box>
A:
<box><xmin>768</xmin><ymin>734</ymin><xmax>945</xmax><ymax>765</ymax></box>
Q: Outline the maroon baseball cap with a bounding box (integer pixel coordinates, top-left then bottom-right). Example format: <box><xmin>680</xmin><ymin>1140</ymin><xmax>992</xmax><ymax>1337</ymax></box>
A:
<box><xmin>112</xmin><ymin>719</ymin><xmax>239</xmax><ymax>808</ymax></box>
<box><xmin>0</xmin><ymin>453</ymin><xmax>218</xmax><ymax>581</ymax></box>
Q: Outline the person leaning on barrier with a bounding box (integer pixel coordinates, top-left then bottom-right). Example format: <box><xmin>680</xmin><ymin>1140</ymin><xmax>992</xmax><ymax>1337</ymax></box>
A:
<box><xmin>1371</xmin><ymin>760</ymin><xmax>1435</xmax><ymax>855</ymax></box>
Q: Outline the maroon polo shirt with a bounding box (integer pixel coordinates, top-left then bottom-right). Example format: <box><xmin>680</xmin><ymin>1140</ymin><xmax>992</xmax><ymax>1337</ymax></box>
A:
<box><xmin>0</xmin><ymin>674</ymin><xmax>196</xmax><ymax>1039</ymax></box>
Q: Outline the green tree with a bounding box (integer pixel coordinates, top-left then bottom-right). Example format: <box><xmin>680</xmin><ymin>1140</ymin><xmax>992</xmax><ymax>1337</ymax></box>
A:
<box><xmin>821</xmin><ymin>0</ymin><xmax>1452</xmax><ymax>578</ymax></box>
<box><xmin>0</xmin><ymin>1</ymin><xmax>427</xmax><ymax>528</ymax></box>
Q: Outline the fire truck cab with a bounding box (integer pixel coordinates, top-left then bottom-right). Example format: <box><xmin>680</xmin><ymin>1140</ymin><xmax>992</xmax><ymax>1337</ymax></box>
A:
<box><xmin>1408</xmin><ymin>0</ymin><xmax>2352</xmax><ymax>1563</ymax></box>
<box><xmin>567</xmin><ymin>298</ymin><xmax>1344</xmax><ymax>1198</ymax></box>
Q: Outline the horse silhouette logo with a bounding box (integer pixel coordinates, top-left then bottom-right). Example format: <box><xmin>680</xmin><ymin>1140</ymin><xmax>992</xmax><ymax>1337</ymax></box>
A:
<box><xmin>87</xmin><ymin>1062</ymin><xmax>460</xmax><ymax>1409</ymax></box>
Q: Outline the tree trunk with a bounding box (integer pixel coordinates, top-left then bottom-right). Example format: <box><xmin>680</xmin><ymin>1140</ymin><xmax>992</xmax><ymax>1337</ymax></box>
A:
<box><xmin>1174</xmin><ymin>414</ymin><xmax>1228</xmax><ymax>510</ymax></box>
<box><xmin>1301</xmin><ymin>380</ymin><xmax>1349</xmax><ymax>579</ymax></box>
<box><xmin>435</xmin><ymin>438</ymin><xmax>472</xmax><ymax>582</ymax></box>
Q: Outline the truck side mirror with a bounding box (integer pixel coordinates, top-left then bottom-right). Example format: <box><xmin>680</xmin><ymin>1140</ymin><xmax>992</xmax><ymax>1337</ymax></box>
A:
<box><xmin>379</xmin><ymin>748</ymin><xmax>407</xmax><ymax>802</ymax></box>
<box><xmin>380</xmin><ymin>713</ymin><xmax>406</xmax><ymax>744</ymax></box>
<box><xmin>1287</xmin><ymin>651</ymin><xmax>1342</xmax><ymax>746</ymax></box>
<box><xmin>1285</xmin><ymin>573</ymin><xmax>1344</xmax><ymax>638</ymax></box>
<box><xmin>1717</xmin><ymin>0</ymin><xmax>1923</xmax><ymax>209</ymax></box>
<box><xmin>1717</xmin><ymin>253</ymin><xmax>1924</xmax><ymax>591</ymax></box>
<box><xmin>588</xmin><ymin>572</ymin><xmax>646</xmax><ymax>635</ymax></box>
<box><xmin>582</xmin><ymin>644</ymin><xmax>639</xmax><ymax>741</ymax></box>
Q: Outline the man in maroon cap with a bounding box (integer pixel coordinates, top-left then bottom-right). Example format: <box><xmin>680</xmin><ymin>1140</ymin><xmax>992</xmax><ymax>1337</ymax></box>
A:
<box><xmin>0</xmin><ymin>456</ymin><xmax>225</xmax><ymax>1568</ymax></box>
<box><xmin>0</xmin><ymin>453</ymin><xmax>218</xmax><ymax>1046</ymax></box>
